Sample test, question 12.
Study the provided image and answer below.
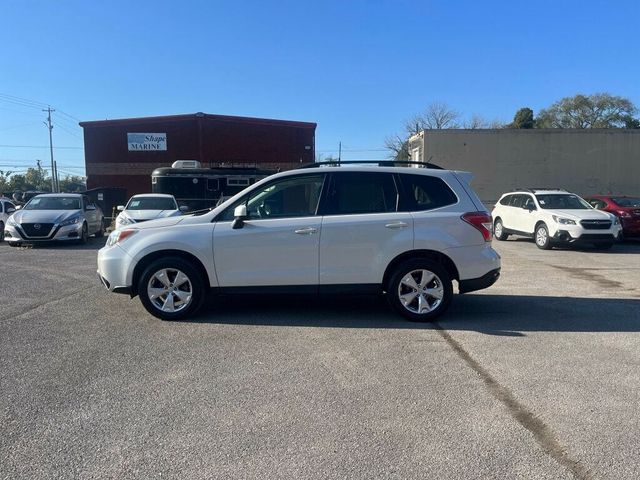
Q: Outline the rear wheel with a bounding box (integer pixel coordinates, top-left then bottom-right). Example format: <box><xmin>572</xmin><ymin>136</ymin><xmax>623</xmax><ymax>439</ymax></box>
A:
<box><xmin>388</xmin><ymin>259</ymin><xmax>453</xmax><ymax>322</ymax></box>
<box><xmin>494</xmin><ymin>218</ymin><xmax>509</xmax><ymax>241</ymax></box>
<box><xmin>138</xmin><ymin>257</ymin><xmax>206</xmax><ymax>321</ymax></box>
<box><xmin>535</xmin><ymin>223</ymin><xmax>552</xmax><ymax>250</ymax></box>
<box><xmin>95</xmin><ymin>218</ymin><xmax>105</xmax><ymax>238</ymax></box>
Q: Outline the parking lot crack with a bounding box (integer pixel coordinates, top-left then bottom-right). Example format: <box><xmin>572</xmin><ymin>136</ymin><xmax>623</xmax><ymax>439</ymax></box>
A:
<box><xmin>435</xmin><ymin>324</ymin><xmax>593</xmax><ymax>480</ymax></box>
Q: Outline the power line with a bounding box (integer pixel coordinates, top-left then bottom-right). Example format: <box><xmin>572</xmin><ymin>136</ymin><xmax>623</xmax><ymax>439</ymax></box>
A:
<box><xmin>0</xmin><ymin>144</ymin><xmax>83</xmax><ymax>150</ymax></box>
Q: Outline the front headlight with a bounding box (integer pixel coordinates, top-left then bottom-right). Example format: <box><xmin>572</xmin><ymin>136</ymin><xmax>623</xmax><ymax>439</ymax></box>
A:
<box><xmin>552</xmin><ymin>215</ymin><xmax>576</xmax><ymax>225</ymax></box>
<box><xmin>59</xmin><ymin>216</ymin><xmax>80</xmax><ymax>227</ymax></box>
<box><xmin>117</xmin><ymin>215</ymin><xmax>134</xmax><ymax>225</ymax></box>
<box><xmin>106</xmin><ymin>229</ymin><xmax>138</xmax><ymax>247</ymax></box>
<box><xmin>7</xmin><ymin>216</ymin><xmax>17</xmax><ymax>226</ymax></box>
<box><xmin>613</xmin><ymin>216</ymin><xmax>621</xmax><ymax>225</ymax></box>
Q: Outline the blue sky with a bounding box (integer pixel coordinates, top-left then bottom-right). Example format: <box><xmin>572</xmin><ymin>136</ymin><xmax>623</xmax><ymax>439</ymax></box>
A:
<box><xmin>1</xmin><ymin>0</ymin><xmax>639</xmax><ymax>176</ymax></box>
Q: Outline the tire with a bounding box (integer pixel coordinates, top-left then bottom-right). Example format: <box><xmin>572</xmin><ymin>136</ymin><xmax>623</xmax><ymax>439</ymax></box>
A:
<box><xmin>494</xmin><ymin>218</ymin><xmax>509</xmax><ymax>241</ymax></box>
<box><xmin>0</xmin><ymin>222</ymin><xmax>4</xmax><ymax>242</ymax></box>
<box><xmin>138</xmin><ymin>257</ymin><xmax>206</xmax><ymax>321</ymax></box>
<box><xmin>593</xmin><ymin>242</ymin><xmax>613</xmax><ymax>250</ymax></box>
<box><xmin>387</xmin><ymin>259</ymin><xmax>453</xmax><ymax>322</ymax></box>
<box><xmin>77</xmin><ymin>222</ymin><xmax>88</xmax><ymax>244</ymax></box>
<box><xmin>535</xmin><ymin>223</ymin><xmax>552</xmax><ymax>250</ymax></box>
<box><xmin>95</xmin><ymin>218</ymin><xmax>105</xmax><ymax>238</ymax></box>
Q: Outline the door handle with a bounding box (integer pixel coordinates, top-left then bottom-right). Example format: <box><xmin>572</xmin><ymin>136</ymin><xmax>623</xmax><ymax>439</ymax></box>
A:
<box><xmin>294</xmin><ymin>227</ymin><xmax>317</xmax><ymax>235</ymax></box>
<box><xmin>385</xmin><ymin>222</ymin><xmax>408</xmax><ymax>229</ymax></box>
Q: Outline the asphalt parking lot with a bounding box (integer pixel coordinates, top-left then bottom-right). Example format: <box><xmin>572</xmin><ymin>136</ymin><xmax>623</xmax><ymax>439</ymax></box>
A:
<box><xmin>1</xmin><ymin>238</ymin><xmax>639</xmax><ymax>479</ymax></box>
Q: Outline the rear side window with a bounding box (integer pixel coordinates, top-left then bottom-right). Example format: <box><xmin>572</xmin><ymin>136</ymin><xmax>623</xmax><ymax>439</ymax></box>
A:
<box><xmin>510</xmin><ymin>195</ymin><xmax>524</xmax><ymax>208</ymax></box>
<box><xmin>399</xmin><ymin>174</ymin><xmax>458</xmax><ymax>211</ymax></box>
<box><xmin>323</xmin><ymin>172</ymin><xmax>398</xmax><ymax>215</ymax></box>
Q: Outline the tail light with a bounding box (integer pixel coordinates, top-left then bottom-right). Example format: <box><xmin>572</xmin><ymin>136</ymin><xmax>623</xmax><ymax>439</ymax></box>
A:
<box><xmin>462</xmin><ymin>212</ymin><xmax>493</xmax><ymax>242</ymax></box>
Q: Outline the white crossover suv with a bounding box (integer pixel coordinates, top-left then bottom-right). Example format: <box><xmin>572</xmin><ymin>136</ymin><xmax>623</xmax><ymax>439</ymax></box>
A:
<box><xmin>115</xmin><ymin>194</ymin><xmax>186</xmax><ymax>229</ymax></box>
<box><xmin>97</xmin><ymin>164</ymin><xmax>501</xmax><ymax>322</ymax></box>
<box><xmin>491</xmin><ymin>189</ymin><xmax>622</xmax><ymax>250</ymax></box>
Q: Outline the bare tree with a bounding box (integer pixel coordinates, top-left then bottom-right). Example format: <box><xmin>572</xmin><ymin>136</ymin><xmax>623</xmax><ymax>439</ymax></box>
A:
<box><xmin>384</xmin><ymin>134</ymin><xmax>410</xmax><ymax>161</ymax></box>
<box><xmin>406</xmin><ymin>102</ymin><xmax>460</xmax><ymax>131</ymax></box>
<box><xmin>463</xmin><ymin>114</ymin><xmax>489</xmax><ymax>129</ymax></box>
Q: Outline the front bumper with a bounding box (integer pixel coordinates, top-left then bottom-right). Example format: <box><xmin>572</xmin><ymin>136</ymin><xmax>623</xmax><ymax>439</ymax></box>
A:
<box><xmin>552</xmin><ymin>229</ymin><xmax>619</xmax><ymax>244</ymax></box>
<box><xmin>4</xmin><ymin>222</ymin><xmax>83</xmax><ymax>242</ymax></box>
<box><xmin>97</xmin><ymin>244</ymin><xmax>135</xmax><ymax>295</ymax></box>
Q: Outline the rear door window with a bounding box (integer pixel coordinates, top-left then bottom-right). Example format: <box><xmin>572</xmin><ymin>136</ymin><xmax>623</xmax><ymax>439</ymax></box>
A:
<box><xmin>322</xmin><ymin>172</ymin><xmax>398</xmax><ymax>215</ymax></box>
<box><xmin>499</xmin><ymin>195</ymin><xmax>513</xmax><ymax>206</ymax></box>
<box><xmin>510</xmin><ymin>195</ymin><xmax>525</xmax><ymax>208</ymax></box>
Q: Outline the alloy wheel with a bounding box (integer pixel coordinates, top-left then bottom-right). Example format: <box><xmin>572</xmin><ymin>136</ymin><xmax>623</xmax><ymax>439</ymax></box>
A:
<box><xmin>147</xmin><ymin>268</ymin><xmax>193</xmax><ymax>313</ymax></box>
<box><xmin>397</xmin><ymin>269</ymin><xmax>444</xmax><ymax>314</ymax></box>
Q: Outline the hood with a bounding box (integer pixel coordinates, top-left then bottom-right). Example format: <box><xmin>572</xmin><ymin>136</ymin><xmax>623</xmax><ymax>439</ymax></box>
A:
<box><xmin>125</xmin><ymin>209</ymin><xmax>180</xmax><ymax>221</ymax></box>
<box><xmin>12</xmin><ymin>209</ymin><xmax>82</xmax><ymax>224</ymax></box>
<box><xmin>126</xmin><ymin>216</ymin><xmax>185</xmax><ymax>230</ymax></box>
<box><xmin>551</xmin><ymin>209</ymin><xmax>614</xmax><ymax>221</ymax></box>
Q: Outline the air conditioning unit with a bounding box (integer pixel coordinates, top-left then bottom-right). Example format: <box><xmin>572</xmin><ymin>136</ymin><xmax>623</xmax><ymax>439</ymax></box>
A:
<box><xmin>172</xmin><ymin>160</ymin><xmax>201</xmax><ymax>169</ymax></box>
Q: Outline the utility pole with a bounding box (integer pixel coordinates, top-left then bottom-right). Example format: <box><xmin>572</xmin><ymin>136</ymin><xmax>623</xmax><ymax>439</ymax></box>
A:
<box><xmin>43</xmin><ymin>106</ymin><xmax>57</xmax><ymax>192</ymax></box>
<box><xmin>338</xmin><ymin>141</ymin><xmax>342</xmax><ymax>162</ymax></box>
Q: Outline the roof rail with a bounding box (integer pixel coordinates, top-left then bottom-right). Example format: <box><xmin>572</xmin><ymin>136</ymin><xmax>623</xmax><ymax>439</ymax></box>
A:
<box><xmin>299</xmin><ymin>160</ymin><xmax>443</xmax><ymax>170</ymax></box>
<box><xmin>513</xmin><ymin>187</ymin><xmax>568</xmax><ymax>193</ymax></box>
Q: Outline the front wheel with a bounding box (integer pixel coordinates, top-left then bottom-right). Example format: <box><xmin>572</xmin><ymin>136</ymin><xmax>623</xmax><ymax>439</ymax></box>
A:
<box><xmin>494</xmin><ymin>218</ymin><xmax>509</xmax><ymax>241</ymax></box>
<box><xmin>535</xmin><ymin>223</ymin><xmax>552</xmax><ymax>250</ymax></box>
<box><xmin>138</xmin><ymin>257</ymin><xmax>206</xmax><ymax>321</ymax></box>
<box><xmin>77</xmin><ymin>222</ymin><xmax>88</xmax><ymax>244</ymax></box>
<box><xmin>387</xmin><ymin>259</ymin><xmax>453</xmax><ymax>322</ymax></box>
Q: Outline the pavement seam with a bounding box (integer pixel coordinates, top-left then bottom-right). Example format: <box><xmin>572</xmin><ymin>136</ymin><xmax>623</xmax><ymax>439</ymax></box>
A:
<box><xmin>0</xmin><ymin>286</ymin><xmax>98</xmax><ymax>322</ymax></box>
<box><xmin>434</xmin><ymin>323</ymin><xmax>593</xmax><ymax>480</ymax></box>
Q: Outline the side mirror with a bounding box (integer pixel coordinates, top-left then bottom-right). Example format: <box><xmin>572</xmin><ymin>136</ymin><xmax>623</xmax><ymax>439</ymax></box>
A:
<box><xmin>179</xmin><ymin>205</ymin><xmax>189</xmax><ymax>212</ymax></box>
<box><xmin>16</xmin><ymin>205</ymin><xmax>22</xmax><ymax>210</ymax></box>
<box><xmin>117</xmin><ymin>205</ymin><xmax>125</xmax><ymax>211</ymax></box>
<box><xmin>232</xmin><ymin>204</ymin><xmax>247</xmax><ymax>230</ymax></box>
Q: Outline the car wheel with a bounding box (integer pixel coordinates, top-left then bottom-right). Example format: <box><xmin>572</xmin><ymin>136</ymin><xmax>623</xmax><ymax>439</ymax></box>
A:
<box><xmin>535</xmin><ymin>223</ymin><xmax>552</xmax><ymax>250</ymax></box>
<box><xmin>388</xmin><ymin>259</ymin><xmax>453</xmax><ymax>322</ymax></box>
<box><xmin>95</xmin><ymin>218</ymin><xmax>105</xmax><ymax>238</ymax></box>
<box><xmin>494</xmin><ymin>218</ymin><xmax>509</xmax><ymax>241</ymax></box>
<box><xmin>593</xmin><ymin>242</ymin><xmax>613</xmax><ymax>250</ymax></box>
<box><xmin>78</xmin><ymin>222</ymin><xmax>88</xmax><ymax>244</ymax></box>
<box><xmin>138</xmin><ymin>257</ymin><xmax>206</xmax><ymax>321</ymax></box>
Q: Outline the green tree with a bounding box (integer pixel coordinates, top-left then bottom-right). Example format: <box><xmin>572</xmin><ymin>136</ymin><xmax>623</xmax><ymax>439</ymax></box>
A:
<box><xmin>508</xmin><ymin>108</ymin><xmax>535</xmax><ymax>128</ymax></box>
<box><xmin>58</xmin><ymin>175</ymin><xmax>86</xmax><ymax>192</ymax></box>
<box><xmin>537</xmin><ymin>93</ymin><xmax>637</xmax><ymax>128</ymax></box>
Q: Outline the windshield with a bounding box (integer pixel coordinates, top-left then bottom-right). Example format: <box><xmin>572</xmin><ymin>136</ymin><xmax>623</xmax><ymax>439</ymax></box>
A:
<box><xmin>612</xmin><ymin>197</ymin><xmax>640</xmax><ymax>207</ymax></box>
<box><xmin>24</xmin><ymin>196</ymin><xmax>81</xmax><ymax>210</ymax></box>
<box><xmin>126</xmin><ymin>197</ymin><xmax>177</xmax><ymax>210</ymax></box>
<box><xmin>535</xmin><ymin>194</ymin><xmax>591</xmax><ymax>210</ymax></box>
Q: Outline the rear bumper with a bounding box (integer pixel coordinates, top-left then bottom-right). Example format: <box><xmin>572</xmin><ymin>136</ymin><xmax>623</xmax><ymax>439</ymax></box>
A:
<box><xmin>459</xmin><ymin>268</ymin><xmax>501</xmax><ymax>294</ymax></box>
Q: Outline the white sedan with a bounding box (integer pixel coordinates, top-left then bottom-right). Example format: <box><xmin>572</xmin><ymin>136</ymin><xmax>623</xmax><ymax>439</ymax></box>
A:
<box><xmin>115</xmin><ymin>194</ymin><xmax>186</xmax><ymax>229</ymax></box>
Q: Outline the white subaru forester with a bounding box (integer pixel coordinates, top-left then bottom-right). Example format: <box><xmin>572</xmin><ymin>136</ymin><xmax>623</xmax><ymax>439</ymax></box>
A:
<box><xmin>491</xmin><ymin>189</ymin><xmax>622</xmax><ymax>250</ymax></box>
<box><xmin>97</xmin><ymin>164</ymin><xmax>501</xmax><ymax>322</ymax></box>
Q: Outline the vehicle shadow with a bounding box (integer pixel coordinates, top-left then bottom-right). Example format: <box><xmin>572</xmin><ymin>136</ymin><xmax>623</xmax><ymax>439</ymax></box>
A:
<box><xmin>505</xmin><ymin>237</ymin><xmax>640</xmax><ymax>253</ymax></box>
<box><xmin>17</xmin><ymin>237</ymin><xmax>107</xmax><ymax>251</ymax></box>
<box><xmin>186</xmin><ymin>293</ymin><xmax>640</xmax><ymax>335</ymax></box>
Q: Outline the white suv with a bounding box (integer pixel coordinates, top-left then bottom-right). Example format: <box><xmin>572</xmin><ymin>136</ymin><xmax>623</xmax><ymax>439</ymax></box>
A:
<box><xmin>491</xmin><ymin>189</ymin><xmax>622</xmax><ymax>250</ymax></box>
<box><xmin>97</xmin><ymin>165</ymin><xmax>501</xmax><ymax>322</ymax></box>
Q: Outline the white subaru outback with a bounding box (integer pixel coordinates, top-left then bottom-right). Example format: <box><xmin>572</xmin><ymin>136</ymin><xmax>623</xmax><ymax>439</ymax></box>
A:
<box><xmin>491</xmin><ymin>189</ymin><xmax>622</xmax><ymax>250</ymax></box>
<box><xmin>97</xmin><ymin>164</ymin><xmax>501</xmax><ymax>322</ymax></box>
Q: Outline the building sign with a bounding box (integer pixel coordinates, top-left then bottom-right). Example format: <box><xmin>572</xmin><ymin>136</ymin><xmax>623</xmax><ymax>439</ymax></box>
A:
<box><xmin>127</xmin><ymin>133</ymin><xmax>167</xmax><ymax>151</ymax></box>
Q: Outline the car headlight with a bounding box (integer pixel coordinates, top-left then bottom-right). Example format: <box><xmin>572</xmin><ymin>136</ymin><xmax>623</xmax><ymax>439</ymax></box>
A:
<box><xmin>613</xmin><ymin>216</ymin><xmax>620</xmax><ymax>225</ymax></box>
<box><xmin>117</xmin><ymin>215</ymin><xmax>134</xmax><ymax>225</ymax></box>
<box><xmin>552</xmin><ymin>215</ymin><xmax>576</xmax><ymax>225</ymax></box>
<box><xmin>106</xmin><ymin>228</ymin><xmax>138</xmax><ymax>247</ymax></box>
<box><xmin>7</xmin><ymin>216</ymin><xmax>17</xmax><ymax>226</ymax></box>
<box><xmin>59</xmin><ymin>216</ymin><xmax>81</xmax><ymax>227</ymax></box>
